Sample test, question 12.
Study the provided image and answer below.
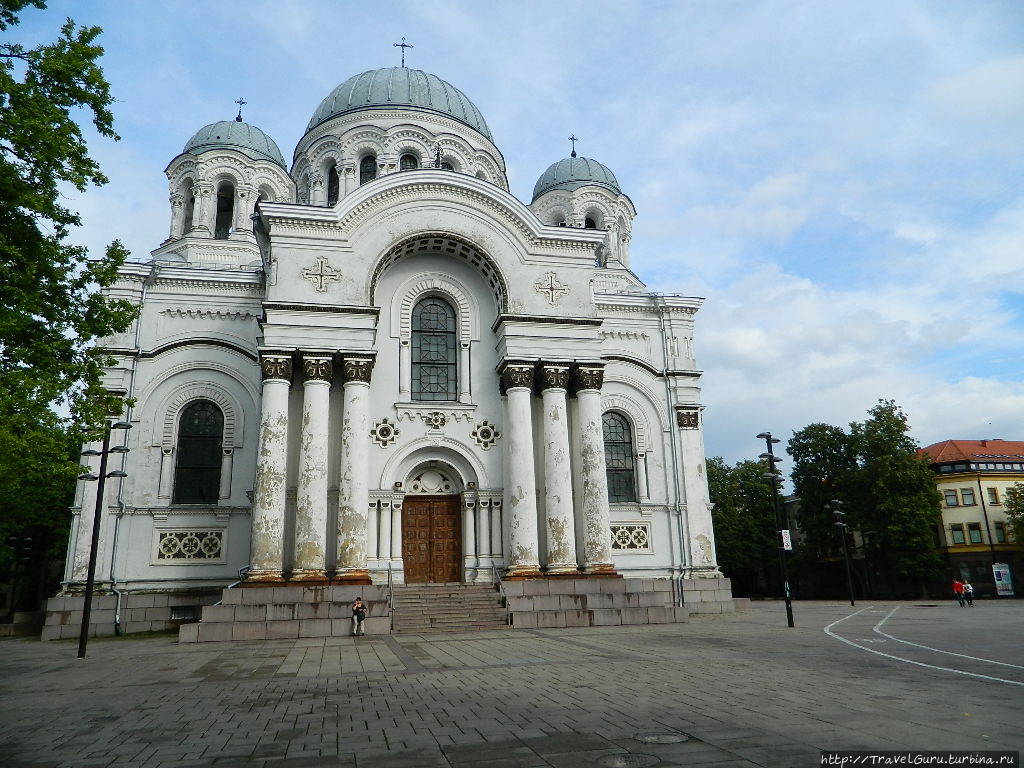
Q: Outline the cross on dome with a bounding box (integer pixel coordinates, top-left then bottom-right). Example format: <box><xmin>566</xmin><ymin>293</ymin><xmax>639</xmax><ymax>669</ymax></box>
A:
<box><xmin>568</xmin><ymin>134</ymin><xmax>578</xmax><ymax>158</ymax></box>
<box><xmin>234</xmin><ymin>96</ymin><xmax>247</xmax><ymax>122</ymax></box>
<box><xmin>393</xmin><ymin>37</ymin><xmax>414</xmax><ymax>67</ymax></box>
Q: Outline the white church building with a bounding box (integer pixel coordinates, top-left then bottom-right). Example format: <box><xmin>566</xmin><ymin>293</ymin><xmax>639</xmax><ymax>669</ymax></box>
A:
<box><xmin>49</xmin><ymin>66</ymin><xmax>732</xmax><ymax>639</ymax></box>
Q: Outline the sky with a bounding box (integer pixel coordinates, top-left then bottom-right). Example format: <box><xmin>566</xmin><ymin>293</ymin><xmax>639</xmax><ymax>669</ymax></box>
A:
<box><xmin>15</xmin><ymin>0</ymin><xmax>1024</xmax><ymax>466</ymax></box>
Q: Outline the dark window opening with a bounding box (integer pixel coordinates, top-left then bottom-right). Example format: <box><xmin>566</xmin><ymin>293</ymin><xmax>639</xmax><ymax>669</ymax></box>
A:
<box><xmin>327</xmin><ymin>165</ymin><xmax>339</xmax><ymax>205</ymax></box>
<box><xmin>400</xmin><ymin>153</ymin><xmax>419</xmax><ymax>171</ymax></box>
<box><xmin>214</xmin><ymin>182</ymin><xmax>234</xmax><ymax>239</ymax></box>
<box><xmin>440</xmin><ymin>161</ymin><xmax>454</xmax><ymax>171</ymax></box>
<box><xmin>584</xmin><ymin>217</ymin><xmax>597</xmax><ymax>229</ymax></box>
<box><xmin>181</xmin><ymin>184</ymin><xmax>195</xmax><ymax>233</ymax></box>
<box><xmin>360</xmin><ymin>155</ymin><xmax>377</xmax><ymax>185</ymax></box>
<box><xmin>411</xmin><ymin>297</ymin><xmax>457</xmax><ymax>401</ymax></box>
<box><xmin>173</xmin><ymin>401</ymin><xmax>223</xmax><ymax>504</ymax></box>
<box><xmin>603</xmin><ymin>411</ymin><xmax>637</xmax><ymax>503</ymax></box>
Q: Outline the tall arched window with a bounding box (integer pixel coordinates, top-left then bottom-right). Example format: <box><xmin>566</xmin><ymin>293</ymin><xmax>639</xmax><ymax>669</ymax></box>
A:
<box><xmin>326</xmin><ymin>164</ymin><xmax>339</xmax><ymax>205</ymax></box>
<box><xmin>412</xmin><ymin>297</ymin><xmax>457</xmax><ymax>401</ymax></box>
<box><xmin>181</xmin><ymin>183</ymin><xmax>195</xmax><ymax>234</ymax></box>
<box><xmin>603</xmin><ymin>411</ymin><xmax>637</xmax><ymax>503</ymax></box>
<box><xmin>214</xmin><ymin>181</ymin><xmax>234</xmax><ymax>239</ymax></box>
<box><xmin>172</xmin><ymin>401</ymin><xmax>224</xmax><ymax>504</ymax></box>
<box><xmin>584</xmin><ymin>216</ymin><xmax>597</xmax><ymax>229</ymax></box>
<box><xmin>359</xmin><ymin>155</ymin><xmax>377</xmax><ymax>185</ymax></box>
<box><xmin>400</xmin><ymin>153</ymin><xmax>419</xmax><ymax>171</ymax></box>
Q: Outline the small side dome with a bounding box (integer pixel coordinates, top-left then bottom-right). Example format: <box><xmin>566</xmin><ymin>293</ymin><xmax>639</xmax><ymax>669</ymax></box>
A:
<box><xmin>532</xmin><ymin>155</ymin><xmax>621</xmax><ymax>201</ymax></box>
<box><xmin>183</xmin><ymin>119</ymin><xmax>286</xmax><ymax>167</ymax></box>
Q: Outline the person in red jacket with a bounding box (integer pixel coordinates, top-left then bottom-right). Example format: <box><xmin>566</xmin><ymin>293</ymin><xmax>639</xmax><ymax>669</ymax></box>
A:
<box><xmin>952</xmin><ymin>579</ymin><xmax>965</xmax><ymax>607</ymax></box>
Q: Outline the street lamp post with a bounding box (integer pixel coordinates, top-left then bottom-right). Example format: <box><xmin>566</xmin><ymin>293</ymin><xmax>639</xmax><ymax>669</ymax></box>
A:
<box><xmin>76</xmin><ymin>420</ymin><xmax>131</xmax><ymax>659</ymax></box>
<box><xmin>830</xmin><ymin>499</ymin><xmax>855</xmax><ymax>606</ymax></box>
<box><xmin>757</xmin><ymin>432</ymin><xmax>794</xmax><ymax>628</ymax></box>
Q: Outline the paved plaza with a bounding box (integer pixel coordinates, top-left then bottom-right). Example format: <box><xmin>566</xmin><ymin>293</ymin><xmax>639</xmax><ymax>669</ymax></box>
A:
<box><xmin>1</xmin><ymin>601</ymin><xmax>1022</xmax><ymax>768</ymax></box>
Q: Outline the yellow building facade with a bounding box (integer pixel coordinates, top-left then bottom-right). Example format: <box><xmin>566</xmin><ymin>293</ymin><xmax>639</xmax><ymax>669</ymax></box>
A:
<box><xmin>919</xmin><ymin>439</ymin><xmax>1022</xmax><ymax>597</ymax></box>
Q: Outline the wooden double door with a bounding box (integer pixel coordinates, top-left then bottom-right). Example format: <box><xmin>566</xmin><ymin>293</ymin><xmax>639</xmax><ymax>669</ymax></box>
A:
<box><xmin>402</xmin><ymin>495</ymin><xmax>462</xmax><ymax>583</ymax></box>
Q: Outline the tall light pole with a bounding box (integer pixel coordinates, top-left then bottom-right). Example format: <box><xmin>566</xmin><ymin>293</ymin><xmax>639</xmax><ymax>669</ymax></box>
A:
<box><xmin>76</xmin><ymin>420</ymin><xmax>131</xmax><ymax>659</ymax></box>
<box><xmin>758</xmin><ymin>432</ymin><xmax>794</xmax><ymax>628</ymax></box>
<box><xmin>830</xmin><ymin>499</ymin><xmax>855</xmax><ymax>606</ymax></box>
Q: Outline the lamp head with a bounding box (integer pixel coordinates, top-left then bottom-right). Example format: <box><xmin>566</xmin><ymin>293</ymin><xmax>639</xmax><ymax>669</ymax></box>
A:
<box><xmin>109</xmin><ymin>446</ymin><xmax>130</xmax><ymax>454</ymax></box>
<box><xmin>105</xmin><ymin>470</ymin><xmax>128</xmax><ymax>478</ymax></box>
<box><xmin>111</xmin><ymin>421</ymin><xmax>132</xmax><ymax>430</ymax></box>
<box><xmin>81</xmin><ymin>449</ymin><xmax>102</xmax><ymax>457</ymax></box>
<box><xmin>77</xmin><ymin>473</ymin><xmax>99</xmax><ymax>481</ymax></box>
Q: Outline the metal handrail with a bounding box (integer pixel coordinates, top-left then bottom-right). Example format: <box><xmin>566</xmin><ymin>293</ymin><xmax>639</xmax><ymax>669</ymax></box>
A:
<box><xmin>387</xmin><ymin>562</ymin><xmax>394</xmax><ymax>633</ymax></box>
<box><xmin>213</xmin><ymin>565</ymin><xmax>250</xmax><ymax>606</ymax></box>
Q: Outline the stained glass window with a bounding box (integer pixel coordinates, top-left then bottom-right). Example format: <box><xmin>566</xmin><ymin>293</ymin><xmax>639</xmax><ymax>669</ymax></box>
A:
<box><xmin>412</xmin><ymin>298</ymin><xmax>457</xmax><ymax>401</ymax></box>
<box><xmin>603</xmin><ymin>411</ymin><xmax>637</xmax><ymax>503</ymax></box>
<box><xmin>173</xmin><ymin>401</ymin><xmax>223</xmax><ymax>504</ymax></box>
<box><xmin>359</xmin><ymin>155</ymin><xmax>377</xmax><ymax>185</ymax></box>
<box><xmin>400</xmin><ymin>153</ymin><xmax>419</xmax><ymax>171</ymax></box>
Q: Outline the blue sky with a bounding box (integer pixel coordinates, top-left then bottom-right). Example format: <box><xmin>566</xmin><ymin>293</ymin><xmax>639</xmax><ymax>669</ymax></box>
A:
<box><xmin>17</xmin><ymin>0</ymin><xmax>1024</xmax><ymax>464</ymax></box>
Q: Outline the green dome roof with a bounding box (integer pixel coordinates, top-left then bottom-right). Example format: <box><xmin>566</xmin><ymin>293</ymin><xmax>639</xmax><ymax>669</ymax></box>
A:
<box><xmin>307</xmin><ymin>67</ymin><xmax>492</xmax><ymax>141</ymax></box>
<box><xmin>183</xmin><ymin>119</ymin><xmax>286</xmax><ymax>167</ymax></box>
<box><xmin>532</xmin><ymin>155</ymin><xmax>621</xmax><ymax>200</ymax></box>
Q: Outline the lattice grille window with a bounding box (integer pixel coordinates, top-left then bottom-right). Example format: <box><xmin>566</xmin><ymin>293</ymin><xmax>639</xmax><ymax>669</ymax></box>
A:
<box><xmin>603</xmin><ymin>411</ymin><xmax>637</xmax><ymax>503</ymax></box>
<box><xmin>156</xmin><ymin>530</ymin><xmax>224</xmax><ymax>561</ymax></box>
<box><xmin>412</xmin><ymin>297</ymin><xmax>457</xmax><ymax>401</ymax></box>
<box><xmin>610</xmin><ymin>523</ymin><xmax>650</xmax><ymax>551</ymax></box>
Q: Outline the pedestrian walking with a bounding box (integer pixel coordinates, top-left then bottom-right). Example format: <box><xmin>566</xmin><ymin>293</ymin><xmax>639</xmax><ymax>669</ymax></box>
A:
<box><xmin>351</xmin><ymin>596</ymin><xmax>367</xmax><ymax>636</ymax></box>
<box><xmin>952</xmin><ymin>579</ymin><xmax>965</xmax><ymax>607</ymax></box>
<box><xmin>963</xmin><ymin>581</ymin><xmax>975</xmax><ymax>607</ymax></box>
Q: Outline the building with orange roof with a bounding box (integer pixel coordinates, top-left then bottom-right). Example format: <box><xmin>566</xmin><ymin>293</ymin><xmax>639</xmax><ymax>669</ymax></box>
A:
<box><xmin>918</xmin><ymin>439</ymin><xmax>1023</xmax><ymax>597</ymax></box>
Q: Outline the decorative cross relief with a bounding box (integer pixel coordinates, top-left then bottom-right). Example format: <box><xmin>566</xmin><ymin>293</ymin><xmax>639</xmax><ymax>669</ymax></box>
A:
<box><xmin>301</xmin><ymin>256</ymin><xmax>341</xmax><ymax>293</ymax></box>
<box><xmin>534</xmin><ymin>271</ymin><xmax>569</xmax><ymax>306</ymax></box>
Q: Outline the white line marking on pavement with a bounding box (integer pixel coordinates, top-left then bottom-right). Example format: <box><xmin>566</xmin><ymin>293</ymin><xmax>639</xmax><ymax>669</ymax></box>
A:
<box><xmin>823</xmin><ymin>607</ymin><xmax>1024</xmax><ymax>687</ymax></box>
<box><xmin>873</xmin><ymin>607</ymin><xmax>1024</xmax><ymax>670</ymax></box>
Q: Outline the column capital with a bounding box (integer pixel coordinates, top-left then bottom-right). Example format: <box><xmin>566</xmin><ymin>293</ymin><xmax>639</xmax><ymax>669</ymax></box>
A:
<box><xmin>537</xmin><ymin>363</ymin><xmax>571</xmax><ymax>392</ymax></box>
<box><xmin>340</xmin><ymin>355</ymin><xmax>374</xmax><ymax>383</ymax></box>
<box><xmin>570</xmin><ymin>363</ymin><xmax>605</xmax><ymax>395</ymax></box>
<box><xmin>301</xmin><ymin>355</ymin><xmax>333</xmax><ymax>383</ymax></box>
<box><xmin>498</xmin><ymin>360</ymin><xmax>534</xmax><ymax>395</ymax></box>
<box><xmin>260</xmin><ymin>354</ymin><xmax>292</xmax><ymax>382</ymax></box>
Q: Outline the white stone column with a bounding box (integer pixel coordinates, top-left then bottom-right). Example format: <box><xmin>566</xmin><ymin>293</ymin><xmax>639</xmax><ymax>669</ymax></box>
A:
<box><xmin>572</xmin><ymin>364</ymin><xmax>615</xmax><ymax>574</ymax></box>
<box><xmin>366</xmin><ymin>500</ymin><xmax>379</xmax><ymax>565</ymax></box>
<box><xmin>336</xmin><ymin>356</ymin><xmax>373</xmax><ymax>584</ymax></box>
<box><xmin>635</xmin><ymin>451</ymin><xmax>649</xmax><ymax>502</ymax></box>
<box><xmin>378</xmin><ymin>501</ymin><xmax>392</xmax><ymax>562</ymax></box>
<box><xmin>490</xmin><ymin>498</ymin><xmax>503</xmax><ymax>560</ymax></box>
<box><xmin>499</xmin><ymin>362</ymin><xmax>541</xmax><ymax>577</ymax></box>
<box><xmin>463</xmin><ymin>496</ymin><xmax>477</xmax><ymax>577</ymax></box>
<box><xmin>399</xmin><ymin>339</ymin><xmax>411</xmax><ymax>398</ymax></box>
<box><xmin>539</xmin><ymin>364</ymin><xmax>577</xmax><ymax>574</ymax></box>
<box><xmin>309</xmin><ymin>172</ymin><xmax>325</xmax><ymax>206</ymax></box>
<box><xmin>390</xmin><ymin>499</ymin><xmax>403</xmax><ymax>559</ymax></box>
<box><xmin>675</xmin><ymin>404</ymin><xmax>720</xmax><ymax>577</ymax></box>
<box><xmin>477</xmin><ymin>500</ymin><xmax>491</xmax><ymax>559</ymax></box>
<box><xmin>218</xmin><ymin>449</ymin><xmax>233</xmax><ymax>501</ymax></box>
<box><xmin>459</xmin><ymin>342</ymin><xmax>471</xmax><ymax>403</ymax></box>
<box><xmin>233</xmin><ymin>186</ymin><xmax>252</xmax><ymax>234</ymax></box>
<box><xmin>168</xmin><ymin>194</ymin><xmax>183</xmax><ymax>239</ymax></box>
<box><xmin>292</xmin><ymin>355</ymin><xmax>332</xmax><ymax>583</ymax></box>
<box><xmin>249</xmin><ymin>354</ymin><xmax>292</xmax><ymax>583</ymax></box>
<box><xmin>193</xmin><ymin>182</ymin><xmax>214</xmax><ymax>235</ymax></box>
<box><xmin>157</xmin><ymin>447</ymin><xmax>173</xmax><ymax>499</ymax></box>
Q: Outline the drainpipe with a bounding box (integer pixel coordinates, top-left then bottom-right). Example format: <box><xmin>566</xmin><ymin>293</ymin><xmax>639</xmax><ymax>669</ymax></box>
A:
<box><xmin>655</xmin><ymin>295</ymin><xmax>688</xmax><ymax>606</ymax></box>
<box><xmin>110</xmin><ymin>260</ymin><xmax>160</xmax><ymax>633</ymax></box>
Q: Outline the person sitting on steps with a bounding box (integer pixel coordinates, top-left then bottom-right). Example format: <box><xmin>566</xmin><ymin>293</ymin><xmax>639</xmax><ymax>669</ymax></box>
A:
<box><xmin>351</xmin><ymin>597</ymin><xmax>367</xmax><ymax>636</ymax></box>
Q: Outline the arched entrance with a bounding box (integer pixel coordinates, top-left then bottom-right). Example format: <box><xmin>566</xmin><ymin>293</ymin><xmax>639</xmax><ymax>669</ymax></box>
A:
<box><xmin>401</xmin><ymin>465</ymin><xmax>463</xmax><ymax>583</ymax></box>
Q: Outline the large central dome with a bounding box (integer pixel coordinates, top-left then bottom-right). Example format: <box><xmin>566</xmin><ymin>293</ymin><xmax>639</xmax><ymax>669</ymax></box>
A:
<box><xmin>306</xmin><ymin>67</ymin><xmax>492</xmax><ymax>141</ymax></box>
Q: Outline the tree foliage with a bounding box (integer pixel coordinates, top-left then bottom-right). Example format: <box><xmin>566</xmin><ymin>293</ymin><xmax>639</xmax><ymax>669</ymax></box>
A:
<box><xmin>708</xmin><ymin>456</ymin><xmax>779</xmax><ymax>595</ymax></box>
<box><xmin>0</xmin><ymin>2</ymin><xmax>136</xmax><ymax>575</ymax></box>
<box><xmin>1004</xmin><ymin>482</ymin><xmax>1024</xmax><ymax>547</ymax></box>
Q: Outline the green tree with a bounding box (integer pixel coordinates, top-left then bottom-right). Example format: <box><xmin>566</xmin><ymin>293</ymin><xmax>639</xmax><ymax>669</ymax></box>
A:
<box><xmin>0</xmin><ymin>2</ymin><xmax>136</xmax><ymax>587</ymax></box>
<box><xmin>708</xmin><ymin>456</ymin><xmax>779</xmax><ymax>596</ymax></box>
<box><xmin>787</xmin><ymin>423</ymin><xmax>856</xmax><ymax>565</ymax></box>
<box><xmin>1003</xmin><ymin>482</ymin><xmax>1024</xmax><ymax>546</ymax></box>
<box><xmin>848</xmin><ymin>399</ymin><xmax>942</xmax><ymax>594</ymax></box>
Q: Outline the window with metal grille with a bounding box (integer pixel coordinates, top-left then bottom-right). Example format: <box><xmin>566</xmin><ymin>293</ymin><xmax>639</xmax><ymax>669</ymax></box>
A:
<box><xmin>411</xmin><ymin>298</ymin><xmax>457</xmax><ymax>401</ymax></box>
<box><xmin>172</xmin><ymin>401</ymin><xmax>223</xmax><ymax>504</ymax></box>
<box><xmin>603</xmin><ymin>411</ymin><xmax>637</xmax><ymax>503</ymax></box>
<box><xmin>400</xmin><ymin>153</ymin><xmax>419</xmax><ymax>171</ymax></box>
<box><xmin>359</xmin><ymin>155</ymin><xmax>377</xmax><ymax>185</ymax></box>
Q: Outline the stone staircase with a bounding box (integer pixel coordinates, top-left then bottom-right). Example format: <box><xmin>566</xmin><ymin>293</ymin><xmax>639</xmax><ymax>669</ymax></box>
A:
<box><xmin>391</xmin><ymin>583</ymin><xmax>508</xmax><ymax>634</ymax></box>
